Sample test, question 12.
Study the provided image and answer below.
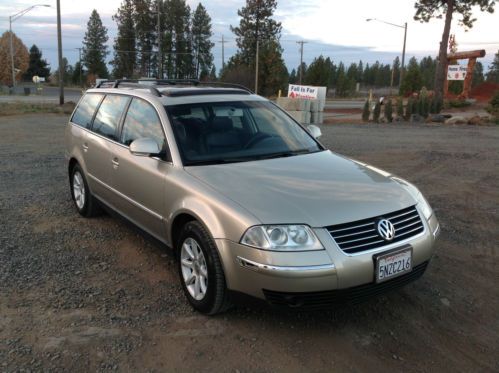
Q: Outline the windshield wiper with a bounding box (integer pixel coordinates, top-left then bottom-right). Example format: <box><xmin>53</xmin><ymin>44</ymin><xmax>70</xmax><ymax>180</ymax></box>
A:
<box><xmin>254</xmin><ymin>149</ymin><xmax>316</xmax><ymax>160</ymax></box>
<box><xmin>184</xmin><ymin>158</ymin><xmax>250</xmax><ymax>166</ymax></box>
<box><xmin>185</xmin><ymin>149</ymin><xmax>320</xmax><ymax>166</ymax></box>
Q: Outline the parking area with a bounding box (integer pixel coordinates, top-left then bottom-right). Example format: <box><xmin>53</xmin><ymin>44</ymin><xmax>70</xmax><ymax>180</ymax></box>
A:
<box><xmin>0</xmin><ymin>113</ymin><xmax>498</xmax><ymax>372</ymax></box>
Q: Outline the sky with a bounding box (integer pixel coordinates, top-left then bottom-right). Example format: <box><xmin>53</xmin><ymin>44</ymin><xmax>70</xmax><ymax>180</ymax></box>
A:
<box><xmin>1</xmin><ymin>0</ymin><xmax>498</xmax><ymax>74</ymax></box>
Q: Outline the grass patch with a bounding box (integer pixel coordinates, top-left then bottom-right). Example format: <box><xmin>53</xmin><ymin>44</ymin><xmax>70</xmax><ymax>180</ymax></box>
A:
<box><xmin>0</xmin><ymin>102</ymin><xmax>75</xmax><ymax>116</ymax></box>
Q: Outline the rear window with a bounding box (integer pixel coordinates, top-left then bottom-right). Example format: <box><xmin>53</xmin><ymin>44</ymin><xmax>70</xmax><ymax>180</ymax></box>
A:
<box><xmin>71</xmin><ymin>93</ymin><xmax>104</xmax><ymax>128</ymax></box>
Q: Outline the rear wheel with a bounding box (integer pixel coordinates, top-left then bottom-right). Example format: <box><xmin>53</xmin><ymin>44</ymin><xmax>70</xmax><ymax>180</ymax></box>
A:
<box><xmin>177</xmin><ymin>221</ymin><xmax>231</xmax><ymax>314</ymax></box>
<box><xmin>70</xmin><ymin>164</ymin><xmax>101</xmax><ymax>217</ymax></box>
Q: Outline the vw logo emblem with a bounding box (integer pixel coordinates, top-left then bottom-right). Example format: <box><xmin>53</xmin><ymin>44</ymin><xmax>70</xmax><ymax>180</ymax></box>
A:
<box><xmin>377</xmin><ymin>219</ymin><xmax>395</xmax><ymax>241</ymax></box>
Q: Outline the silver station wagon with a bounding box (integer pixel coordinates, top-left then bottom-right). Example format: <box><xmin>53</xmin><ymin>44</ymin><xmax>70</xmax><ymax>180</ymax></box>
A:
<box><xmin>65</xmin><ymin>80</ymin><xmax>440</xmax><ymax>314</ymax></box>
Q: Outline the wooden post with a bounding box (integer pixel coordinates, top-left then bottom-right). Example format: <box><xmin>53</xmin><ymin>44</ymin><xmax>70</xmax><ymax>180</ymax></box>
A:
<box><xmin>461</xmin><ymin>57</ymin><xmax>476</xmax><ymax>99</ymax></box>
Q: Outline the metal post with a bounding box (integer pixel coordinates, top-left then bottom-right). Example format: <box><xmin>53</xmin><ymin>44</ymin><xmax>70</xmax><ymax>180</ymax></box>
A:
<box><xmin>9</xmin><ymin>17</ymin><xmax>16</xmax><ymax>89</ymax></box>
<box><xmin>400</xmin><ymin>22</ymin><xmax>407</xmax><ymax>91</ymax></box>
<box><xmin>157</xmin><ymin>0</ymin><xmax>162</xmax><ymax>79</ymax></box>
<box><xmin>56</xmin><ymin>0</ymin><xmax>64</xmax><ymax>105</ymax></box>
<box><xmin>255</xmin><ymin>39</ymin><xmax>259</xmax><ymax>94</ymax></box>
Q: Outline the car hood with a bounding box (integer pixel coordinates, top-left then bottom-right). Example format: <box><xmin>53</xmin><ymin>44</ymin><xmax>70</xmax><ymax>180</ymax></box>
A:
<box><xmin>186</xmin><ymin>151</ymin><xmax>417</xmax><ymax>227</ymax></box>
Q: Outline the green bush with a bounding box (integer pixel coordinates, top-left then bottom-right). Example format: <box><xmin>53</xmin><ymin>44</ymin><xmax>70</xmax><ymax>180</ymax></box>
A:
<box><xmin>405</xmin><ymin>98</ymin><xmax>413</xmax><ymax>120</ymax></box>
<box><xmin>396</xmin><ymin>98</ymin><xmax>404</xmax><ymax>118</ymax></box>
<box><xmin>411</xmin><ymin>97</ymin><xmax>419</xmax><ymax>115</ymax></box>
<box><xmin>419</xmin><ymin>96</ymin><xmax>429</xmax><ymax>118</ymax></box>
<box><xmin>487</xmin><ymin>90</ymin><xmax>499</xmax><ymax>121</ymax></box>
<box><xmin>362</xmin><ymin>99</ymin><xmax>370</xmax><ymax>122</ymax></box>
<box><xmin>446</xmin><ymin>99</ymin><xmax>472</xmax><ymax>108</ymax></box>
<box><xmin>384</xmin><ymin>100</ymin><xmax>393</xmax><ymax>122</ymax></box>
<box><xmin>373</xmin><ymin>101</ymin><xmax>381</xmax><ymax>123</ymax></box>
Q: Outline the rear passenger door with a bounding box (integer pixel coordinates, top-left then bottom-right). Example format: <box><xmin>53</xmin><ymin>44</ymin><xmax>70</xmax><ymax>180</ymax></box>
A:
<box><xmin>85</xmin><ymin>94</ymin><xmax>130</xmax><ymax>204</ymax></box>
<box><xmin>111</xmin><ymin>97</ymin><xmax>170</xmax><ymax>240</ymax></box>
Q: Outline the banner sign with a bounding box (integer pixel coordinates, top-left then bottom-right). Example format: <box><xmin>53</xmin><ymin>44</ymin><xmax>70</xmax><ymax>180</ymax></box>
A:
<box><xmin>447</xmin><ymin>65</ymin><xmax>467</xmax><ymax>81</ymax></box>
<box><xmin>288</xmin><ymin>84</ymin><xmax>319</xmax><ymax>99</ymax></box>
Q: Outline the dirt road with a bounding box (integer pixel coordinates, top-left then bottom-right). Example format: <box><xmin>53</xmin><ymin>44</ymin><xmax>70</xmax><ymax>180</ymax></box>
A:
<box><xmin>1</xmin><ymin>114</ymin><xmax>498</xmax><ymax>372</ymax></box>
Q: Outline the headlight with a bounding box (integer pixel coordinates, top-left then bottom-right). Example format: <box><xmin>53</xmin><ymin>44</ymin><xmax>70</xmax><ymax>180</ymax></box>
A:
<box><xmin>392</xmin><ymin>177</ymin><xmax>433</xmax><ymax>220</ymax></box>
<box><xmin>416</xmin><ymin>192</ymin><xmax>433</xmax><ymax>220</ymax></box>
<box><xmin>240</xmin><ymin>225</ymin><xmax>324</xmax><ymax>251</ymax></box>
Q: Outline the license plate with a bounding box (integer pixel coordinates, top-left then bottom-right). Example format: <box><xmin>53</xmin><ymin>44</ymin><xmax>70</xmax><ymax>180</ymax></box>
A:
<box><xmin>375</xmin><ymin>247</ymin><xmax>412</xmax><ymax>283</ymax></box>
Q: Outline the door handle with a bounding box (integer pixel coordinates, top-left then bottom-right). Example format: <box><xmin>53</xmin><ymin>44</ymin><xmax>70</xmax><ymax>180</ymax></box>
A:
<box><xmin>112</xmin><ymin>157</ymin><xmax>119</xmax><ymax>168</ymax></box>
<box><xmin>82</xmin><ymin>143</ymin><xmax>88</xmax><ymax>151</ymax></box>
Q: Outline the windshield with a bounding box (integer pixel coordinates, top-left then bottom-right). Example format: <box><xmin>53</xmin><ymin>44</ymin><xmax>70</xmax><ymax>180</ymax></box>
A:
<box><xmin>165</xmin><ymin>100</ymin><xmax>323</xmax><ymax>166</ymax></box>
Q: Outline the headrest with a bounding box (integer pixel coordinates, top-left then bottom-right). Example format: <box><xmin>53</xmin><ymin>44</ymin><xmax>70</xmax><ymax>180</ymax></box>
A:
<box><xmin>212</xmin><ymin>117</ymin><xmax>233</xmax><ymax>132</ymax></box>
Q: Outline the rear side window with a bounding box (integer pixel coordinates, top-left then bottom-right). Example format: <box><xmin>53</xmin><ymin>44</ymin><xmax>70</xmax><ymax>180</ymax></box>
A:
<box><xmin>71</xmin><ymin>93</ymin><xmax>103</xmax><ymax>128</ymax></box>
<box><xmin>121</xmin><ymin>98</ymin><xmax>166</xmax><ymax>151</ymax></box>
<box><xmin>92</xmin><ymin>95</ymin><xmax>130</xmax><ymax>141</ymax></box>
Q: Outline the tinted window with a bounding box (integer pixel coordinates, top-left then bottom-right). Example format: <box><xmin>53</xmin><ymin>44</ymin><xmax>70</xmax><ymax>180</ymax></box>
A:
<box><xmin>121</xmin><ymin>98</ymin><xmax>166</xmax><ymax>151</ymax></box>
<box><xmin>92</xmin><ymin>95</ymin><xmax>130</xmax><ymax>140</ymax></box>
<box><xmin>71</xmin><ymin>93</ymin><xmax>103</xmax><ymax>128</ymax></box>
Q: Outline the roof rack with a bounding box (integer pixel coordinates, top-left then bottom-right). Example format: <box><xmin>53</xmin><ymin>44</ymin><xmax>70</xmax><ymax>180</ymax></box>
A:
<box><xmin>96</xmin><ymin>79</ymin><xmax>254</xmax><ymax>95</ymax></box>
<box><xmin>96</xmin><ymin>79</ymin><xmax>162</xmax><ymax>97</ymax></box>
<box><xmin>164</xmin><ymin>88</ymin><xmax>251</xmax><ymax>97</ymax></box>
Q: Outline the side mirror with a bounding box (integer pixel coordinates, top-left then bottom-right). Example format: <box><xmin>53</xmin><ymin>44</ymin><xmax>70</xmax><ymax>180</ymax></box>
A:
<box><xmin>307</xmin><ymin>124</ymin><xmax>322</xmax><ymax>139</ymax></box>
<box><xmin>129</xmin><ymin>138</ymin><xmax>161</xmax><ymax>156</ymax></box>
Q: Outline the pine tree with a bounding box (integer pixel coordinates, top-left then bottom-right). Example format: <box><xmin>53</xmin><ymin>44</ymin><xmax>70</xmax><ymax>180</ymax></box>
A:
<box><xmin>305</xmin><ymin>56</ymin><xmax>332</xmax><ymax>88</ymax></box>
<box><xmin>400</xmin><ymin>57</ymin><xmax>422</xmax><ymax>95</ymax></box>
<box><xmin>133</xmin><ymin>0</ymin><xmax>154</xmax><ymax>77</ymax></box>
<box><xmin>227</xmin><ymin>0</ymin><xmax>287</xmax><ymax>94</ymax></box>
<box><xmin>112</xmin><ymin>0</ymin><xmax>136</xmax><ymax>79</ymax></box>
<box><xmin>392</xmin><ymin>57</ymin><xmax>401</xmax><ymax>87</ymax></box>
<box><xmin>414</xmin><ymin>0</ymin><xmax>495</xmax><ymax>99</ymax></box>
<box><xmin>486</xmin><ymin>50</ymin><xmax>499</xmax><ymax>83</ymax></box>
<box><xmin>192</xmin><ymin>3</ymin><xmax>214</xmax><ymax>79</ymax></box>
<box><xmin>230</xmin><ymin>0</ymin><xmax>282</xmax><ymax>65</ymax></box>
<box><xmin>161</xmin><ymin>0</ymin><xmax>192</xmax><ymax>79</ymax></box>
<box><xmin>472</xmin><ymin>61</ymin><xmax>484</xmax><ymax>87</ymax></box>
<box><xmin>82</xmin><ymin>10</ymin><xmax>109</xmax><ymax>78</ymax></box>
<box><xmin>23</xmin><ymin>45</ymin><xmax>50</xmax><ymax>80</ymax></box>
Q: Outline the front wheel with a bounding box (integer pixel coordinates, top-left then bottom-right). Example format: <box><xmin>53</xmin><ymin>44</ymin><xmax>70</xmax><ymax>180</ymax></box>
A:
<box><xmin>177</xmin><ymin>221</ymin><xmax>231</xmax><ymax>315</ymax></box>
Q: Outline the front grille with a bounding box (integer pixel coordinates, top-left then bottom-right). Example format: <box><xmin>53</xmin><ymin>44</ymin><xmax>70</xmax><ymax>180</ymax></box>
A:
<box><xmin>263</xmin><ymin>261</ymin><xmax>429</xmax><ymax>308</ymax></box>
<box><xmin>326</xmin><ymin>205</ymin><xmax>424</xmax><ymax>254</ymax></box>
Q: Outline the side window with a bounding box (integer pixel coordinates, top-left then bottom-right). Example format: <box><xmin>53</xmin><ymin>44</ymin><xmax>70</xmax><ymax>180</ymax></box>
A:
<box><xmin>121</xmin><ymin>98</ymin><xmax>166</xmax><ymax>151</ymax></box>
<box><xmin>71</xmin><ymin>93</ymin><xmax>103</xmax><ymax>129</ymax></box>
<box><xmin>92</xmin><ymin>95</ymin><xmax>130</xmax><ymax>140</ymax></box>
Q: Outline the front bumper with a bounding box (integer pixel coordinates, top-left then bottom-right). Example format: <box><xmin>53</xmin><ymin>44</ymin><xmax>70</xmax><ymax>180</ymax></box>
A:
<box><xmin>215</xmin><ymin>211</ymin><xmax>439</xmax><ymax>301</ymax></box>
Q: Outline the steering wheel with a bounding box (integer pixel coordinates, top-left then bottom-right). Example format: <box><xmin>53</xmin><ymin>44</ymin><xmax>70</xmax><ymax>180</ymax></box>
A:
<box><xmin>244</xmin><ymin>133</ymin><xmax>272</xmax><ymax>149</ymax></box>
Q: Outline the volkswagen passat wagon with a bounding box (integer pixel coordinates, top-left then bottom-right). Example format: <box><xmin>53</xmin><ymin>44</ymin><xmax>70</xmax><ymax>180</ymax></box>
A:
<box><xmin>65</xmin><ymin>80</ymin><xmax>439</xmax><ymax>314</ymax></box>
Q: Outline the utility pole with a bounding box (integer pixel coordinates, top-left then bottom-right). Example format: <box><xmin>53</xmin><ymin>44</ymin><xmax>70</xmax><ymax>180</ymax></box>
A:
<box><xmin>9</xmin><ymin>17</ymin><xmax>15</xmax><ymax>89</ymax></box>
<box><xmin>157</xmin><ymin>0</ymin><xmax>162</xmax><ymax>79</ymax></box>
<box><xmin>255</xmin><ymin>39</ymin><xmax>259</xmax><ymax>94</ymax></box>
<box><xmin>76</xmin><ymin>48</ymin><xmax>83</xmax><ymax>87</ymax></box>
<box><xmin>297</xmin><ymin>40</ymin><xmax>307</xmax><ymax>85</ymax></box>
<box><xmin>56</xmin><ymin>0</ymin><xmax>64</xmax><ymax>105</ymax></box>
<box><xmin>400</xmin><ymin>22</ymin><xmax>407</xmax><ymax>90</ymax></box>
<box><xmin>218</xmin><ymin>35</ymin><xmax>227</xmax><ymax>71</ymax></box>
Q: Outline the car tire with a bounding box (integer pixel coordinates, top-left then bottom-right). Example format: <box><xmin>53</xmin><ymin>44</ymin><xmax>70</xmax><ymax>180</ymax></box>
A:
<box><xmin>70</xmin><ymin>164</ymin><xmax>101</xmax><ymax>218</ymax></box>
<box><xmin>177</xmin><ymin>221</ymin><xmax>231</xmax><ymax>315</ymax></box>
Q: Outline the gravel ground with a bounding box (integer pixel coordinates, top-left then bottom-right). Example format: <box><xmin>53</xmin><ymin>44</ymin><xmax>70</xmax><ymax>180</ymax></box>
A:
<box><xmin>1</xmin><ymin>114</ymin><xmax>498</xmax><ymax>372</ymax></box>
